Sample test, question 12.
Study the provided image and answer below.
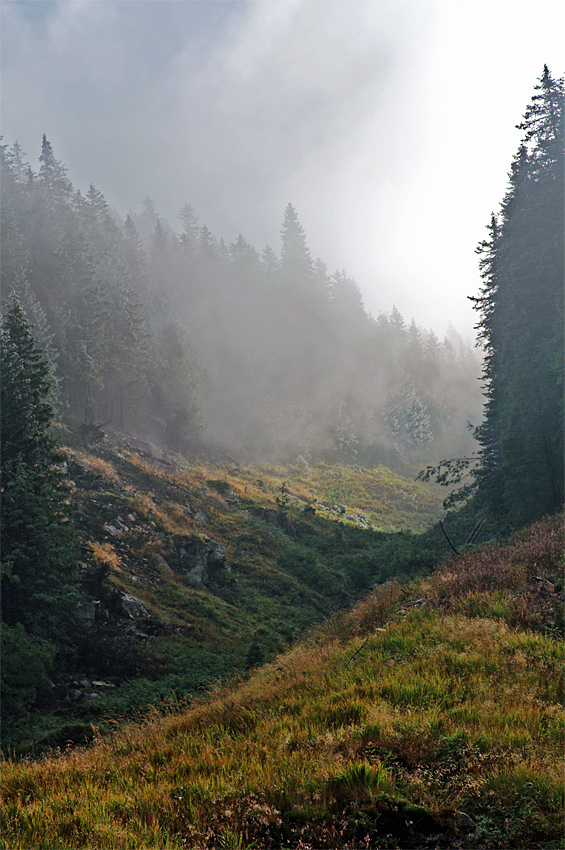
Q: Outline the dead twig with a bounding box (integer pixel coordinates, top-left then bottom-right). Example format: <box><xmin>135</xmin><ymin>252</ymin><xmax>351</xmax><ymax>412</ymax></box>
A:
<box><xmin>347</xmin><ymin>636</ymin><xmax>369</xmax><ymax>666</ymax></box>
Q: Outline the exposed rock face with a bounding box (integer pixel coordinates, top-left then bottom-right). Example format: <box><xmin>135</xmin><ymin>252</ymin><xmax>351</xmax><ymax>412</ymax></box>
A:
<box><xmin>120</xmin><ymin>593</ymin><xmax>150</xmax><ymax>620</ymax></box>
<box><xmin>76</xmin><ymin>599</ymin><xmax>105</xmax><ymax>626</ymax></box>
<box><xmin>177</xmin><ymin>537</ymin><xmax>228</xmax><ymax>589</ymax></box>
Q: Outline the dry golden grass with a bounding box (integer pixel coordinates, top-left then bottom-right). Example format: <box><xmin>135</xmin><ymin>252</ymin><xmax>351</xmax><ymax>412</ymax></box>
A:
<box><xmin>90</xmin><ymin>541</ymin><xmax>121</xmax><ymax>572</ymax></box>
<box><xmin>72</xmin><ymin>450</ymin><xmax>120</xmax><ymax>483</ymax></box>
<box><xmin>2</xmin><ymin>599</ymin><xmax>562</xmax><ymax>849</ymax></box>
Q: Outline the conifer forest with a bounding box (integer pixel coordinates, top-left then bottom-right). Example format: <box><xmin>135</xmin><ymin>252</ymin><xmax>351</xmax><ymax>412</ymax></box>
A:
<box><xmin>0</xmin><ymin>10</ymin><xmax>563</xmax><ymax>845</ymax></box>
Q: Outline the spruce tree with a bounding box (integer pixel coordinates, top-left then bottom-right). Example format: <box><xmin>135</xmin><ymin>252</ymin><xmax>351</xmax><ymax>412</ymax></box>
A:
<box><xmin>1</xmin><ymin>298</ymin><xmax>78</xmax><ymax>721</ymax></box>
<box><xmin>1</xmin><ymin>297</ymin><xmax>76</xmax><ymax>634</ymax></box>
<box><xmin>280</xmin><ymin>203</ymin><xmax>313</xmax><ymax>285</ymax></box>
<box><xmin>471</xmin><ymin>67</ymin><xmax>564</xmax><ymax>525</ymax></box>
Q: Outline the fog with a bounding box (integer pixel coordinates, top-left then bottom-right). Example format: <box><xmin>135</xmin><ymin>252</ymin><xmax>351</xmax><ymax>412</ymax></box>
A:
<box><xmin>1</xmin><ymin>0</ymin><xmax>563</xmax><ymax>335</ymax></box>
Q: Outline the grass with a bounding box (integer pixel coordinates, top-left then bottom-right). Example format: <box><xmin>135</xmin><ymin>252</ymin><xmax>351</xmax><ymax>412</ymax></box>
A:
<box><xmin>2</xmin><ymin>514</ymin><xmax>563</xmax><ymax>848</ymax></box>
<box><xmin>3</xmin><ymin>436</ymin><xmax>455</xmax><ymax>756</ymax></box>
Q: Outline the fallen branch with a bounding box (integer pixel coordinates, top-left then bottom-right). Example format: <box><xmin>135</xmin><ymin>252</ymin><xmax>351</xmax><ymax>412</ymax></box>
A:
<box><xmin>347</xmin><ymin>636</ymin><xmax>369</xmax><ymax>666</ymax></box>
<box><xmin>439</xmin><ymin>520</ymin><xmax>460</xmax><ymax>555</ymax></box>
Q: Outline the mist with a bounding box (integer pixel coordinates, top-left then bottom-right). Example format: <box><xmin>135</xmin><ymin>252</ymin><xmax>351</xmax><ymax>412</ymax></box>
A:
<box><xmin>2</xmin><ymin>0</ymin><xmax>562</xmax><ymax>335</ymax></box>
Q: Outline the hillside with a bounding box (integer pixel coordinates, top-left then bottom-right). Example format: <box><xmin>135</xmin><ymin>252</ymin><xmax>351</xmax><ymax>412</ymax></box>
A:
<box><xmin>2</xmin><ymin>514</ymin><xmax>562</xmax><ymax>849</ymax></box>
<box><xmin>2</xmin><ymin>429</ymin><xmax>453</xmax><ymax>755</ymax></box>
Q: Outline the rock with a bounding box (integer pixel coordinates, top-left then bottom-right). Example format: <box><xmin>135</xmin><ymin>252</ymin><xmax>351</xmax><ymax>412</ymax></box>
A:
<box><xmin>76</xmin><ymin>599</ymin><xmax>104</xmax><ymax>625</ymax></box>
<box><xmin>103</xmin><ymin>523</ymin><xmax>119</xmax><ymax>537</ymax></box>
<box><xmin>184</xmin><ymin>562</ymin><xmax>206</xmax><ymax>588</ymax></box>
<box><xmin>156</xmin><ymin>554</ymin><xmax>172</xmax><ymax>571</ymax></box>
<box><xmin>177</xmin><ymin>537</ymin><xmax>229</xmax><ymax>589</ymax></box>
<box><xmin>120</xmin><ymin>593</ymin><xmax>149</xmax><ymax>620</ymax></box>
<box><xmin>127</xmin><ymin>513</ymin><xmax>137</xmax><ymax>523</ymax></box>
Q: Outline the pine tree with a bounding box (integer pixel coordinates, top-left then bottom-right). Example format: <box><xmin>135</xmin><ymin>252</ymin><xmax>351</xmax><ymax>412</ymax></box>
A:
<box><xmin>1</xmin><ymin>297</ymin><xmax>76</xmax><ymax>630</ymax></box>
<box><xmin>471</xmin><ymin>67</ymin><xmax>564</xmax><ymax>525</ymax></box>
<box><xmin>1</xmin><ymin>298</ymin><xmax>78</xmax><ymax>720</ymax></box>
<box><xmin>280</xmin><ymin>203</ymin><xmax>313</xmax><ymax>285</ymax></box>
<box><xmin>38</xmin><ymin>134</ymin><xmax>72</xmax><ymax>198</ymax></box>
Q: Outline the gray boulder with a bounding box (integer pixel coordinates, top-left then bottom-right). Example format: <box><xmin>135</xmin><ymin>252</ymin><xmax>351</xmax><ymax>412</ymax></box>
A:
<box><xmin>177</xmin><ymin>537</ymin><xmax>228</xmax><ymax>589</ymax></box>
<box><xmin>120</xmin><ymin>593</ymin><xmax>150</xmax><ymax>620</ymax></box>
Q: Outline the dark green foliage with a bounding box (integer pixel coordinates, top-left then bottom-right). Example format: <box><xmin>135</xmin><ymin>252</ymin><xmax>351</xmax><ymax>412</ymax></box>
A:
<box><xmin>0</xmin><ymin>625</ymin><xmax>56</xmax><ymax>724</ymax></box>
<box><xmin>471</xmin><ymin>67</ymin><xmax>564</xmax><ymax>527</ymax></box>
<box><xmin>1</xmin><ymin>299</ymin><xmax>77</xmax><ymax>633</ymax></box>
<box><xmin>1</xmin><ymin>300</ymin><xmax>78</xmax><ymax>722</ymax></box>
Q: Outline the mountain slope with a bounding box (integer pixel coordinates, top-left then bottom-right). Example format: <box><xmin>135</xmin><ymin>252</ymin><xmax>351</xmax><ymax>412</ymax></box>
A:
<box><xmin>2</xmin><ymin>430</ymin><xmax>449</xmax><ymax>754</ymax></box>
<box><xmin>2</xmin><ymin>514</ymin><xmax>562</xmax><ymax>849</ymax></box>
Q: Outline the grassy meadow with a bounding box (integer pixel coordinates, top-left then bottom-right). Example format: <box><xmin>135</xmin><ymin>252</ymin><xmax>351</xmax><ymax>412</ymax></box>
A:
<box><xmin>2</xmin><ymin>514</ymin><xmax>563</xmax><ymax>849</ymax></box>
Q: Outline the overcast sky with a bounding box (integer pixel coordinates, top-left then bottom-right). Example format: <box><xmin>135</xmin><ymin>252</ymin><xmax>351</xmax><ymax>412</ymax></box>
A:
<box><xmin>1</xmin><ymin>0</ymin><xmax>563</xmax><ymax>336</ymax></box>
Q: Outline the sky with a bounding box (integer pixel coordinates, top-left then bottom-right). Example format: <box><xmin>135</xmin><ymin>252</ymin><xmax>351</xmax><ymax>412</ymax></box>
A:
<box><xmin>1</xmin><ymin>0</ymin><xmax>563</xmax><ymax>337</ymax></box>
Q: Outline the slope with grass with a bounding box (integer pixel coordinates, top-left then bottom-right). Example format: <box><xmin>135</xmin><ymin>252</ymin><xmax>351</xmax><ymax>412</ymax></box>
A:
<box><xmin>2</xmin><ymin>514</ymin><xmax>562</xmax><ymax>849</ymax></box>
<box><xmin>3</xmin><ymin>430</ymin><xmax>452</xmax><ymax>755</ymax></box>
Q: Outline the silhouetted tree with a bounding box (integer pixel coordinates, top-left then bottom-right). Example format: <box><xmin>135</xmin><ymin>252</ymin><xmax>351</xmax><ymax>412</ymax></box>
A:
<box><xmin>471</xmin><ymin>66</ymin><xmax>564</xmax><ymax>525</ymax></box>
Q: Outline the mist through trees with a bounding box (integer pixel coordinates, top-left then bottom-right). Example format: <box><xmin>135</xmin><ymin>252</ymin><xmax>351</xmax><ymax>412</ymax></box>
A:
<box><xmin>1</xmin><ymin>138</ymin><xmax>482</xmax><ymax>466</ymax></box>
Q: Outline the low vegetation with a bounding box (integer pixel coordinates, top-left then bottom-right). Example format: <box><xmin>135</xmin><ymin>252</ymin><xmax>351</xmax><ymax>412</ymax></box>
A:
<box><xmin>3</xmin><ymin>430</ymin><xmax>457</xmax><ymax>755</ymax></box>
<box><xmin>2</xmin><ymin>514</ymin><xmax>562</xmax><ymax>849</ymax></box>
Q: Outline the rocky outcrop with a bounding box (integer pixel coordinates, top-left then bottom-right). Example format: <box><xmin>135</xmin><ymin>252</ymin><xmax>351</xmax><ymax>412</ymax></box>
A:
<box><xmin>120</xmin><ymin>593</ymin><xmax>150</xmax><ymax>620</ymax></box>
<box><xmin>176</xmin><ymin>537</ymin><xmax>229</xmax><ymax>589</ymax></box>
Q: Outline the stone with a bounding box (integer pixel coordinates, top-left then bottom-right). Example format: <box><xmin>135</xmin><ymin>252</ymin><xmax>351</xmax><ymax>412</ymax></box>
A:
<box><xmin>76</xmin><ymin>599</ymin><xmax>103</xmax><ymax>625</ymax></box>
<box><xmin>120</xmin><ymin>593</ymin><xmax>149</xmax><ymax>620</ymax></box>
<box><xmin>177</xmin><ymin>537</ymin><xmax>229</xmax><ymax>588</ymax></box>
<box><xmin>156</xmin><ymin>554</ymin><xmax>172</xmax><ymax>571</ymax></box>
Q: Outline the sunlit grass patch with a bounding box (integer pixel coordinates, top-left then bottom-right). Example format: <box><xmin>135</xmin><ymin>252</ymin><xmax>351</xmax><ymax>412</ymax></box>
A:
<box><xmin>326</xmin><ymin>760</ymin><xmax>396</xmax><ymax>802</ymax></box>
<box><xmin>72</xmin><ymin>449</ymin><xmax>120</xmax><ymax>483</ymax></box>
<box><xmin>154</xmin><ymin>501</ymin><xmax>193</xmax><ymax>534</ymax></box>
<box><xmin>422</xmin><ymin>514</ymin><xmax>564</xmax><ymax>633</ymax></box>
<box><xmin>90</xmin><ymin>540</ymin><xmax>121</xmax><ymax>572</ymax></box>
<box><xmin>2</xmin><ymin>603</ymin><xmax>563</xmax><ymax>849</ymax></box>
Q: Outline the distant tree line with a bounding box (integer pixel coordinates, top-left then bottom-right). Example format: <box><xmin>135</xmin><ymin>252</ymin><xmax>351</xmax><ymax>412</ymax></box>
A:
<box><xmin>1</xmin><ymin>137</ymin><xmax>199</xmax><ymax>449</ymax></box>
<box><xmin>1</xmin><ymin>135</ymin><xmax>482</xmax><ymax>464</ymax></box>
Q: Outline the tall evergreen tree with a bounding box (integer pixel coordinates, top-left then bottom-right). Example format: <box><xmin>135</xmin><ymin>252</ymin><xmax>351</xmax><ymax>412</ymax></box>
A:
<box><xmin>471</xmin><ymin>66</ymin><xmax>564</xmax><ymax>525</ymax></box>
<box><xmin>280</xmin><ymin>203</ymin><xmax>313</xmax><ymax>285</ymax></box>
<box><xmin>1</xmin><ymin>298</ymin><xmax>78</xmax><ymax>719</ymax></box>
